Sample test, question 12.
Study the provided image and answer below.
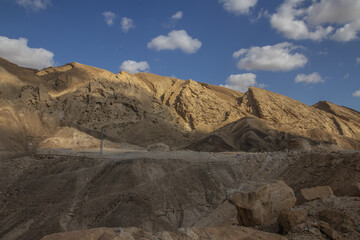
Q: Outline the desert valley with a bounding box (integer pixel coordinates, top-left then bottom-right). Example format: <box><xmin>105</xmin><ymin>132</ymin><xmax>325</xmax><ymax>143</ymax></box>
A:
<box><xmin>0</xmin><ymin>57</ymin><xmax>359</xmax><ymax>240</ymax></box>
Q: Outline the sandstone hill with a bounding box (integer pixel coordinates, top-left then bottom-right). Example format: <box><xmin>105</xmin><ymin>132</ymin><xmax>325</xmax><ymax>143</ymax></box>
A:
<box><xmin>0</xmin><ymin>57</ymin><xmax>359</xmax><ymax>153</ymax></box>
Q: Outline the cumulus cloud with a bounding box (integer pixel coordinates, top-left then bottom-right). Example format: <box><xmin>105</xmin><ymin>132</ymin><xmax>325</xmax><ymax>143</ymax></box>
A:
<box><xmin>306</xmin><ymin>0</ymin><xmax>360</xmax><ymax>25</ymax></box>
<box><xmin>0</xmin><ymin>36</ymin><xmax>54</xmax><ymax>69</ymax></box>
<box><xmin>219</xmin><ymin>0</ymin><xmax>258</xmax><ymax>15</ymax></box>
<box><xmin>353</xmin><ymin>90</ymin><xmax>360</xmax><ymax>97</ymax></box>
<box><xmin>120</xmin><ymin>60</ymin><xmax>149</xmax><ymax>74</ymax></box>
<box><xmin>332</xmin><ymin>19</ymin><xmax>360</xmax><ymax>42</ymax></box>
<box><xmin>16</xmin><ymin>0</ymin><xmax>51</xmax><ymax>11</ymax></box>
<box><xmin>121</xmin><ymin>17</ymin><xmax>135</xmax><ymax>32</ymax></box>
<box><xmin>294</xmin><ymin>72</ymin><xmax>325</xmax><ymax>84</ymax></box>
<box><xmin>270</xmin><ymin>0</ymin><xmax>360</xmax><ymax>42</ymax></box>
<box><xmin>147</xmin><ymin>30</ymin><xmax>202</xmax><ymax>54</ymax></box>
<box><xmin>270</xmin><ymin>0</ymin><xmax>333</xmax><ymax>41</ymax></box>
<box><xmin>220</xmin><ymin>73</ymin><xmax>257</xmax><ymax>92</ymax></box>
<box><xmin>171</xmin><ymin>11</ymin><xmax>183</xmax><ymax>20</ymax></box>
<box><xmin>103</xmin><ymin>11</ymin><xmax>116</xmax><ymax>26</ymax></box>
<box><xmin>233</xmin><ymin>42</ymin><xmax>307</xmax><ymax>71</ymax></box>
<box><xmin>357</xmin><ymin>57</ymin><xmax>360</xmax><ymax>64</ymax></box>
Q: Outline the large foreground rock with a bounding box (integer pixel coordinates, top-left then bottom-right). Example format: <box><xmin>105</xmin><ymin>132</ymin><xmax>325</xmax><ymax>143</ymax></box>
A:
<box><xmin>228</xmin><ymin>180</ymin><xmax>296</xmax><ymax>226</ymax></box>
<box><xmin>40</xmin><ymin>226</ymin><xmax>287</xmax><ymax>240</ymax></box>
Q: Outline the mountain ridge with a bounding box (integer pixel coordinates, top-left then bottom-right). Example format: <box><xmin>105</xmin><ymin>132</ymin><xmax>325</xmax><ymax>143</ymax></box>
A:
<box><xmin>0</xmin><ymin>57</ymin><xmax>359</xmax><ymax>152</ymax></box>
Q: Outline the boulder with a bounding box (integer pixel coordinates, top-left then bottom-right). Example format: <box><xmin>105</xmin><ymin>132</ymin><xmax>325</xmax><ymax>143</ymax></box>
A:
<box><xmin>278</xmin><ymin>209</ymin><xmax>307</xmax><ymax>233</ymax></box>
<box><xmin>228</xmin><ymin>180</ymin><xmax>296</xmax><ymax>226</ymax></box>
<box><xmin>296</xmin><ymin>186</ymin><xmax>334</xmax><ymax>204</ymax></box>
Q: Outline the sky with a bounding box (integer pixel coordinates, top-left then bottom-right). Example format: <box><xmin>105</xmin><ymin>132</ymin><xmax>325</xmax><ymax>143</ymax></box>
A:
<box><xmin>0</xmin><ymin>0</ymin><xmax>359</xmax><ymax>111</ymax></box>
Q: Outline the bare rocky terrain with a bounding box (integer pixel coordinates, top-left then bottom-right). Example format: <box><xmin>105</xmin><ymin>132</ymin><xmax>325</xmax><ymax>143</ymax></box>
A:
<box><xmin>0</xmin><ymin>57</ymin><xmax>359</xmax><ymax>153</ymax></box>
<box><xmin>1</xmin><ymin>150</ymin><xmax>359</xmax><ymax>240</ymax></box>
<box><xmin>0</xmin><ymin>58</ymin><xmax>359</xmax><ymax>240</ymax></box>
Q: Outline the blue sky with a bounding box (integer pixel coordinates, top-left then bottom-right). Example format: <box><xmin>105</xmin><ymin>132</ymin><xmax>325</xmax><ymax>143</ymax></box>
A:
<box><xmin>0</xmin><ymin>0</ymin><xmax>359</xmax><ymax>111</ymax></box>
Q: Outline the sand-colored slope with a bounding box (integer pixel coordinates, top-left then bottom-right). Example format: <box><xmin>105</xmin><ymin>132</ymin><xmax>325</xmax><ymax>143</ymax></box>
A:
<box><xmin>314</xmin><ymin>101</ymin><xmax>360</xmax><ymax>138</ymax></box>
<box><xmin>0</xmin><ymin>57</ymin><xmax>359</xmax><ymax>152</ymax></box>
<box><xmin>39</xmin><ymin>127</ymin><xmax>145</xmax><ymax>151</ymax></box>
<box><xmin>237</xmin><ymin>87</ymin><xmax>360</xmax><ymax>149</ymax></box>
<box><xmin>135</xmin><ymin>73</ymin><xmax>245</xmax><ymax>132</ymax></box>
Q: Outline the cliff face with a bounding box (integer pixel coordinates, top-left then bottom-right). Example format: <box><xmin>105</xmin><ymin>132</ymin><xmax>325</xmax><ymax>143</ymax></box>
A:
<box><xmin>244</xmin><ymin>88</ymin><xmax>360</xmax><ymax>148</ymax></box>
<box><xmin>0</xmin><ymin>57</ymin><xmax>359</xmax><ymax>152</ymax></box>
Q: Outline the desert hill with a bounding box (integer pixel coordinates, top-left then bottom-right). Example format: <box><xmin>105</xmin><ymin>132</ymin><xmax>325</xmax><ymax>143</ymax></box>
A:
<box><xmin>1</xmin><ymin>58</ymin><xmax>360</xmax><ymax>240</ymax></box>
<box><xmin>0</xmin><ymin>57</ymin><xmax>359</xmax><ymax>152</ymax></box>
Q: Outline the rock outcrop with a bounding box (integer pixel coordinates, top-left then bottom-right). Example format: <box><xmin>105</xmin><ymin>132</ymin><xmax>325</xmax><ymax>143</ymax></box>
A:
<box><xmin>296</xmin><ymin>186</ymin><xmax>335</xmax><ymax>204</ymax></box>
<box><xmin>187</xmin><ymin>116</ymin><xmax>338</xmax><ymax>152</ymax></box>
<box><xmin>228</xmin><ymin>180</ymin><xmax>296</xmax><ymax>226</ymax></box>
<box><xmin>282</xmin><ymin>197</ymin><xmax>360</xmax><ymax>240</ymax></box>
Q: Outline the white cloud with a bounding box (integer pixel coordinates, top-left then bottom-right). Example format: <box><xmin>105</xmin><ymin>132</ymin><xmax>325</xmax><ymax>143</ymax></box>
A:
<box><xmin>270</xmin><ymin>0</ymin><xmax>360</xmax><ymax>42</ymax></box>
<box><xmin>16</xmin><ymin>0</ymin><xmax>51</xmax><ymax>11</ymax></box>
<box><xmin>232</xmin><ymin>49</ymin><xmax>248</xmax><ymax>59</ymax></box>
<box><xmin>103</xmin><ymin>11</ymin><xmax>116</xmax><ymax>26</ymax></box>
<box><xmin>221</xmin><ymin>73</ymin><xmax>259</xmax><ymax>92</ymax></box>
<box><xmin>233</xmin><ymin>42</ymin><xmax>307</xmax><ymax>71</ymax></box>
<box><xmin>120</xmin><ymin>60</ymin><xmax>149</xmax><ymax>74</ymax></box>
<box><xmin>353</xmin><ymin>90</ymin><xmax>360</xmax><ymax>97</ymax></box>
<box><xmin>294</xmin><ymin>72</ymin><xmax>325</xmax><ymax>84</ymax></box>
<box><xmin>171</xmin><ymin>11</ymin><xmax>183</xmax><ymax>20</ymax></box>
<box><xmin>0</xmin><ymin>36</ymin><xmax>54</xmax><ymax>69</ymax></box>
<box><xmin>163</xmin><ymin>11</ymin><xmax>183</xmax><ymax>28</ymax></box>
<box><xmin>357</xmin><ymin>57</ymin><xmax>360</xmax><ymax>64</ymax></box>
<box><xmin>306</xmin><ymin>0</ymin><xmax>360</xmax><ymax>25</ymax></box>
<box><xmin>219</xmin><ymin>0</ymin><xmax>258</xmax><ymax>15</ymax></box>
<box><xmin>332</xmin><ymin>19</ymin><xmax>360</xmax><ymax>42</ymax></box>
<box><xmin>270</xmin><ymin>0</ymin><xmax>333</xmax><ymax>41</ymax></box>
<box><xmin>147</xmin><ymin>30</ymin><xmax>202</xmax><ymax>54</ymax></box>
<box><xmin>121</xmin><ymin>17</ymin><xmax>135</xmax><ymax>32</ymax></box>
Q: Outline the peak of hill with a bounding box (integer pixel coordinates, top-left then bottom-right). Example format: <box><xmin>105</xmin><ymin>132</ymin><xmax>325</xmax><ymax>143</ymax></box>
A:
<box><xmin>0</xmin><ymin>58</ymin><xmax>359</xmax><ymax>152</ymax></box>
